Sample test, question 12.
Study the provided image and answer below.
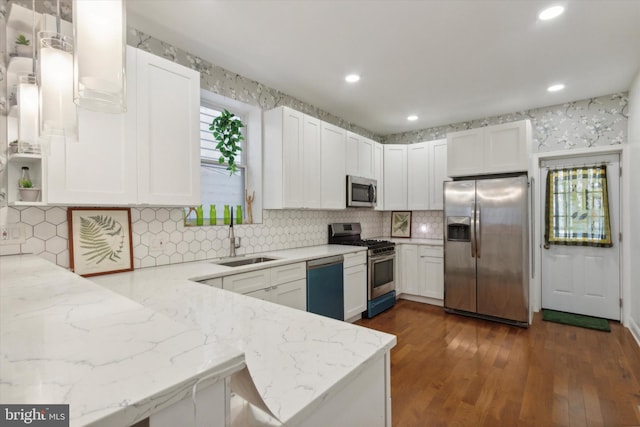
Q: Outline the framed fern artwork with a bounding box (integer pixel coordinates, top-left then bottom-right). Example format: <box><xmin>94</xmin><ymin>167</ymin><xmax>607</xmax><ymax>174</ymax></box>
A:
<box><xmin>390</xmin><ymin>211</ymin><xmax>412</xmax><ymax>238</ymax></box>
<box><xmin>68</xmin><ymin>208</ymin><xmax>134</xmax><ymax>277</ymax></box>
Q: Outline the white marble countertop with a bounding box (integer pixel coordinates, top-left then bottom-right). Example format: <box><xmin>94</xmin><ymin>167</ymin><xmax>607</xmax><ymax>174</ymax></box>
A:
<box><xmin>0</xmin><ymin>255</ymin><xmax>245</xmax><ymax>427</ymax></box>
<box><xmin>91</xmin><ymin>244</ymin><xmax>397</xmax><ymax>425</ymax></box>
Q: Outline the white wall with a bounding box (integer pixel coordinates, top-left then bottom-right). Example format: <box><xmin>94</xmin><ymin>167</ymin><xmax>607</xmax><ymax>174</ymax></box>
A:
<box><xmin>627</xmin><ymin>69</ymin><xmax>640</xmax><ymax>344</ymax></box>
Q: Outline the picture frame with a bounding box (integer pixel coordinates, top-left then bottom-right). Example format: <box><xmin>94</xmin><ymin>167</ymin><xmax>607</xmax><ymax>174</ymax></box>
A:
<box><xmin>390</xmin><ymin>211</ymin><xmax>412</xmax><ymax>238</ymax></box>
<box><xmin>68</xmin><ymin>207</ymin><xmax>134</xmax><ymax>277</ymax></box>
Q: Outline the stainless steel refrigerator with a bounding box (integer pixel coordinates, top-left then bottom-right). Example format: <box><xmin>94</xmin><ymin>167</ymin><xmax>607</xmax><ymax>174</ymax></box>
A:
<box><xmin>444</xmin><ymin>174</ymin><xmax>529</xmax><ymax>326</ymax></box>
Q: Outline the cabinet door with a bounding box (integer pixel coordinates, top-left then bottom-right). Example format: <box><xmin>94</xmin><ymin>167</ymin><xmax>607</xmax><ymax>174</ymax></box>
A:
<box><xmin>418</xmin><ymin>246</ymin><xmax>444</xmax><ymax>299</ymax></box>
<box><xmin>428</xmin><ymin>139</ymin><xmax>449</xmax><ymax>210</ymax></box>
<box><xmin>344</xmin><ymin>263</ymin><xmax>367</xmax><ymax>321</ymax></box>
<box><xmin>446</xmin><ymin>128</ymin><xmax>484</xmax><ymax>177</ymax></box>
<box><xmin>374</xmin><ymin>142</ymin><xmax>384</xmax><ymax>211</ymax></box>
<box><xmin>136</xmin><ymin>48</ymin><xmax>201</xmax><ymax>206</ymax></box>
<box><xmin>282</xmin><ymin>108</ymin><xmax>304</xmax><ymax>208</ymax></box>
<box><xmin>407</xmin><ymin>142</ymin><xmax>429</xmax><ymax>210</ymax></box>
<box><xmin>383</xmin><ymin>145</ymin><xmax>408</xmax><ymax>210</ymax></box>
<box><xmin>398</xmin><ymin>245</ymin><xmax>418</xmax><ymax>295</ymax></box>
<box><xmin>320</xmin><ymin>122</ymin><xmax>346</xmax><ymax>209</ymax></box>
<box><xmin>303</xmin><ymin>115</ymin><xmax>322</xmax><ymax>208</ymax></box>
<box><xmin>484</xmin><ymin>121</ymin><xmax>529</xmax><ymax>174</ymax></box>
<box><xmin>243</xmin><ymin>287</ymin><xmax>271</xmax><ymax>302</ymax></box>
<box><xmin>47</xmin><ymin>47</ymin><xmax>137</xmax><ymax>205</ymax></box>
<box><xmin>359</xmin><ymin>138</ymin><xmax>375</xmax><ymax>179</ymax></box>
<box><xmin>222</xmin><ymin>269</ymin><xmax>271</xmax><ymax>294</ymax></box>
<box><xmin>345</xmin><ymin>132</ymin><xmax>360</xmax><ymax>176</ymax></box>
<box><xmin>272</xmin><ymin>279</ymin><xmax>307</xmax><ymax>311</ymax></box>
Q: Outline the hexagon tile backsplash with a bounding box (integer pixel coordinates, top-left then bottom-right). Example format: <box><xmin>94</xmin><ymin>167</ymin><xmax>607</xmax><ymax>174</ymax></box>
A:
<box><xmin>0</xmin><ymin>207</ymin><xmax>448</xmax><ymax>270</ymax></box>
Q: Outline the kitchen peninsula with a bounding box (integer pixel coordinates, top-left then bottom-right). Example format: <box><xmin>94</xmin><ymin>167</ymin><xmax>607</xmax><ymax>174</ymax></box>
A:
<box><xmin>1</xmin><ymin>246</ymin><xmax>396</xmax><ymax>426</ymax></box>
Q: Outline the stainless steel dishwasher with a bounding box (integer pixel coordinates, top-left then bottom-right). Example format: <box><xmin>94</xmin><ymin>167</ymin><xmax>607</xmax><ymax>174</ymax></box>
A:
<box><xmin>306</xmin><ymin>255</ymin><xmax>344</xmax><ymax>320</ymax></box>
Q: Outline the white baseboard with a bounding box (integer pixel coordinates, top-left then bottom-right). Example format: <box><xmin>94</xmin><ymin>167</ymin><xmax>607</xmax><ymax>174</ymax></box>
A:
<box><xmin>629</xmin><ymin>317</ymin><xmax>640</xmax><ymax>348</ymax></box>
<box><xmin>397</xmin><ymin>293</ymin><xmax>443</xmax><ymax>307</ymax></box>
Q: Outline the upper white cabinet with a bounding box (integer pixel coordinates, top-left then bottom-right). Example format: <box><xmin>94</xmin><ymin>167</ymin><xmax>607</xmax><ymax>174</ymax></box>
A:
<box><xmin>407</xmin><ymin>142</ymin><xmax>429</xmax><ymax>210</ymax></box>
<box><xmin>383</xmin><ymin>145</ymin><xmax>408</xmax><ymax>210</ymax></box>
<box><xmin>46</xmin><ymin>47</ymin><xmax>201</xmax><ymax>206</ymax></box>
<box><xmin>264</xmin><ymin>107</ymin><xmax>321</xmax><ymax>209</ymax></box>
<box><xmin>374</xmin><ymin>142</ymin><xmax>384</xmax><ymax>211</ymax></box>
<box><xmin>320</xmin><ymin>122</ymin><xmax>346</xmax><ymax>209</ymax></box>
<box><xmin>345</xmin><ymin>131</ymin><xmax>375</xmax><ymax>179</ymax></box>
<box><xmin>47</xmin><ymin>47</ymin><xmax>137</xmax><ymax>205</ymax></box>
<box><xmin>428</xmin><ymin>139</ymin><xmax>449</xmax><ymax>210</ymax></box>
<box><xmin>136</xmin><ymin>48</ymin><xmax>201</xmax><ymax>206</ymax></box>
<box><xmin>264</xmin><ymin>107</ymin><xmax>345</xmax><ymax>210</ymax></box>
<box><xmin>447</xmin><ymin>120</ymin><xmax>531</xmax><ymax>177</ymax></box>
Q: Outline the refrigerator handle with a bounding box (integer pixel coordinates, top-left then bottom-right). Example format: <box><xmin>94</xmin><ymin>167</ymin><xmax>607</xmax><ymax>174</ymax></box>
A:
<box><xmin>530</xmin><ymin>177</ymin><xmax>535</xmax><ymax>278</ymax></box>
<box><xmin>470</xmin><ymin>203</ymin><xmax>476</xmax><ymax>258</ymax></box>
<box><xmin>476</xmin><ymin>203</ymin><xmax>481</xmax><ymax>259</ymax></box>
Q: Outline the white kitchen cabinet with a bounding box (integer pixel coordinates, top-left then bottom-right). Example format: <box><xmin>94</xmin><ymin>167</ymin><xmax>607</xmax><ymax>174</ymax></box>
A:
<box><xmin>397</xmin><ymin>244</ymin><xmax>444</xmax><ymax>305</ymax></box>
<box><xmin>397</xmin><ymin>244</ymin><xmax>418</xmax><ymax>295</ymax></box>
<box><xmin>136</xmin><ymin>48</ymin><xmax>201</xmax><ymax>206</ymax></box>
<box><xmin>47</xmin><ymin>47</ymin><xmax>137</xmax><ymax>205</ymax></box>
<box><xmin>223</xmin><ymin>262</ymin><xmax>307</xmax><ymax>311</ymax></box>
<box><xmin>271</xmin><ymin>279</ymin><xmax>307</xmax><ymax>310</ymax></box>
<box><xmin>374</xmin><ymin>142</ymin><xmax>384</xmax><ymax>211</ymax></box>
<box><xmin>407</xmin><ymin>142</ymin><xmax>429</xmax><ymax>210</ymax></box>
<box><xmin>320</xmin><ymin>122</ymin><xmax>346</xmax><ymax>209</ymax></box>
<box><xmin>428</xmin><ymin>139</ymin><xmax>449</xmax><ymax>210</ymax></box>
<box><xmin>263</xmin><ymin>107</ymin><xmax>321</xmax><ymax>209</ymax></box>
<box><xmin>447</xmin><ymin>120</ymin><xmax>531</xmax><ymax>177</ymax></box>
<box><xmin>346</xmin><ymin>132</ymin><xmax>375</xmax><ymax>179</ymax></box>
<box><xmin>343</xmin><ymin>251</ymin><xmax>367</xmax><ymax>322</ymax></box>
<box><xmin>418</xmin><ymin>246</ymin><xmax>444</xmax><ymax>299</ymax></box>
<box><xmin>45</xmin><ymin>47</ymin><xmax>200</xmax><ymax>206</ymax></box>
<box><xmin>383</xmin><ymin>144</ymin><xmax>408</xmax><ymax>210</ymax></box>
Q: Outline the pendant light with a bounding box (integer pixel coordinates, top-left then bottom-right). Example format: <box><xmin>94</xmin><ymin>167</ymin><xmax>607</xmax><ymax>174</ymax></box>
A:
<box><xmin>73</xmin><ymin>0</ymin><xmax>126</xmax><ymax>113</ymax></box>
<box><xmin>38</xmin><ymin>0</ymin><xmax>77</xmax><ymax>139</ymax></box>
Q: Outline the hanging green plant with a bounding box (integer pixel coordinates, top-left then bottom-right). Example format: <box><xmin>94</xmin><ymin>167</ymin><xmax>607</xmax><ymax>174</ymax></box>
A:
<box><xmin>209</xmin><ymin>109</ymin><xmax>244</xmax><ymax>175</ymax></box>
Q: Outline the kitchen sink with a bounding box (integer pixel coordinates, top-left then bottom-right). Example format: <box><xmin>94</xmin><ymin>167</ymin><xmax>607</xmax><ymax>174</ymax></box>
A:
<box><xmin>213</xmin><ymin>256</ymin><xmax>279</xmax><ymax>267</ymax></box>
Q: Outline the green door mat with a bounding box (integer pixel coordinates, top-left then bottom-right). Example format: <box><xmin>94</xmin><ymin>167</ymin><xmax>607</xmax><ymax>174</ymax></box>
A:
<box><xmin>542</xmin><ymin>309</ymin><xmax>611</xmax><ymax>332</ymax></box>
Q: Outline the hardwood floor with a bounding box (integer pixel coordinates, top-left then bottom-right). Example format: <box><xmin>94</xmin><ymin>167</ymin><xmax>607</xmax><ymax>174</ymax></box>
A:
<box><xmin>357</xmin><ymin>300</ymin><xmax>640</xmax><ymax>427</ymax></box>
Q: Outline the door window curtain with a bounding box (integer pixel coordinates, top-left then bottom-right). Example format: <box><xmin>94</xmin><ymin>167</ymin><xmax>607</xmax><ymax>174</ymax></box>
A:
<box><xmin>544</xmin><ymin>165</ymin><xmax>613</xmax><ymax>247</ymax></box>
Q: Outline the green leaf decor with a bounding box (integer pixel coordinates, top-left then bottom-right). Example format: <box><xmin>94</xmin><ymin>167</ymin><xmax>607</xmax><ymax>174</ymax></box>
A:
<box><xmin>209</xmin><ymin>109</ymin><xmax>244</xmax><ymax>175</ymax></box>
<box><xmin>79</xmin><ymin>215</ymin><xmax>125</xmax><ymax>264</ymax></box>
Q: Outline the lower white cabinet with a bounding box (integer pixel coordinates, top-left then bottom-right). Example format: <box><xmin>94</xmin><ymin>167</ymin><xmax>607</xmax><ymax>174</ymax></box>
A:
<box><xmin>223</xmin><ymin>262</ymin><xmax>307</xmax><ymax>311</ymax></box>
<box><xmin>343</xmin><ymin>251</ymin><xmax>367</xmax><ymax>321</ymax></box>
<box><xmin>418</xmin><ymin>246</ymin><xmax>444</xmax><ymax>299</ymax></box>
<box><xmin>397</xmin><ymin>244</ymin><xmax>443</xmax><ymax>304</ymax></box>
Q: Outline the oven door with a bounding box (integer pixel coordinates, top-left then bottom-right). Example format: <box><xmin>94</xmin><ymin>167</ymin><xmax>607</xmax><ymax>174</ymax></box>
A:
<box><xmin>368</xmin><ymin>253</ymin><xmax>395</xmax><ymax>299</ymax></box>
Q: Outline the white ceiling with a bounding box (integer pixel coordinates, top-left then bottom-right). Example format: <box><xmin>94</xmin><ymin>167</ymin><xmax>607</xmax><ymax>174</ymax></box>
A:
<box><xmin>127</xmin><ymin>0</ymin><xmax>640</xmax><ymax>136</ymax></box>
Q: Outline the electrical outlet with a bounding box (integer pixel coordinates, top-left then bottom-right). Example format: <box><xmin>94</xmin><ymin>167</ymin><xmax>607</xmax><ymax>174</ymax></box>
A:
<box><xmin>0</xmin><ymin>223</ymin><xmax>26</xmax><ymax>245</ymax></box>
<box><xmin>150</xmin><ymin>237</ymin><xmax>166</xmax><ymax>254</ymax></box>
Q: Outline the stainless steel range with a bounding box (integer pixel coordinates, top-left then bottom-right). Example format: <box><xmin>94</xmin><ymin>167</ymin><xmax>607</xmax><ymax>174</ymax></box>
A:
<box><xmin>328</xmin><ymin>223</ymin><xmax>396</xmax><ymax>318</ymax></box>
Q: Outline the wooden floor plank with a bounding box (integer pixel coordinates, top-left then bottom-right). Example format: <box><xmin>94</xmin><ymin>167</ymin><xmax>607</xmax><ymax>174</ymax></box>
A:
<box><xmin>357</xmin><ymin>300</ymin><xmax>640</xmax><ymax>427</ymax></box>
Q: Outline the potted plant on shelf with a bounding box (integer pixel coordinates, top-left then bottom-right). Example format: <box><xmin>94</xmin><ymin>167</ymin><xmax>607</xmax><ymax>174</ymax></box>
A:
<box><xmin>209</xmin><ymin>109</ymin><xmax>244</xmax><ymax>175</ymax></box>
<box><xmin>18</xmin><ymin>167</ymin><xmax>40</xmax><ymax>202</ymax></box>
<box><xmin>15</xmin><ymin>34</ymin><xmax>31</xmax><ymax>57</ymax></box>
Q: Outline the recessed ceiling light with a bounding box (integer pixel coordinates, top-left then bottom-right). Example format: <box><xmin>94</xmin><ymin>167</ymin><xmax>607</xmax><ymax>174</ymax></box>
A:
<box><xmin>539</xmin><ymin>5</ymin><xmax>565</xmax><ymax>21</ymax></box>
<box><xmin>547</xmin><ymin>84</ymin><xmax>565</xmax><ymax>92</ymax></box>
<box><xmin>345</xmin><ymin>74</ymin><xmax>360</xmax><ymax>83</ymax></box>
<box><xmin>407</xmin><ymin>115</ymin><xmax>418</xmax><ymax>121</ymax></box>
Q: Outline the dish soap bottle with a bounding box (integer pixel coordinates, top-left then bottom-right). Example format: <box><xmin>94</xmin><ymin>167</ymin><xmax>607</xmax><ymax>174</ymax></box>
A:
<box><xmin>224</xmin><ymin>205</ymin><xmax>230</xmax><ymax>225</ymax></box>
<box><xmin>236</xmin><ymin>205</ymin><xmax>242</xmax><ymax>224</ymax></box>
<box><xmin>196</xmin><ymin>205</ymin><xmax>204</xmax><ymax>226</ymax></box>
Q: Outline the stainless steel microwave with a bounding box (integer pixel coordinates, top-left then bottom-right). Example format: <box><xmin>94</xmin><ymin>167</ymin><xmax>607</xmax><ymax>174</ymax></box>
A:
<box><xmin>347</xmin><ymin>175</ymin><xmax>377</xmax><ymax>208</ymax></box>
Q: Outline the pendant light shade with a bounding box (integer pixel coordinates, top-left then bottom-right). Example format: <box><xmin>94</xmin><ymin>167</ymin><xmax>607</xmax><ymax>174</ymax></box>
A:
<box><xmin>73</xmin><ymin>0</ymin><xmax>126</xmax><ymax>113</ymax></box>
<box><xmin>17</xmin><ymin>73</ymin><xmax>40</xmax><ymax>152</ymax></box>
<box><xmin>38</xmin><ymin>31</ymin><xmax>77</xmax><ymax>138</ymax></box>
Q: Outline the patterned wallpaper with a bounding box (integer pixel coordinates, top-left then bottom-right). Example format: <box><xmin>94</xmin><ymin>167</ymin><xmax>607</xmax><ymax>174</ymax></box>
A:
<box><xmin>383</xmin><ymin>93</ymin><xmax>628</xmax><ymax>152</ymax></box>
